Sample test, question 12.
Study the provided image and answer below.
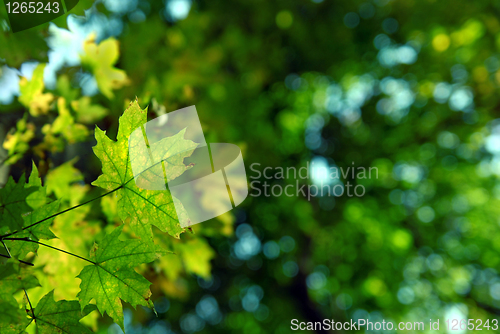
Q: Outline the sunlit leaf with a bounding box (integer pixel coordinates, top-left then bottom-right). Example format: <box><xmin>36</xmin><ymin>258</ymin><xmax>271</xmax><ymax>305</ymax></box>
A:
<box><xmin>18</xmin><ymin>64</ymin><xmax>54</xmax><ymax>116</ymax></box>
<box><xmin>92</xmin><ymin>100</ymin><xmax>196</xmax><ymax>241</ymax></box>
<box><xmin>77</xmin><ymin>226</ymin><xmax>167</xmax><ymax>330</ymax></box>
<box><xmin>80</xmin><ymin>36</ymin><xmax>129</xmax><ymax>99</ymax></box>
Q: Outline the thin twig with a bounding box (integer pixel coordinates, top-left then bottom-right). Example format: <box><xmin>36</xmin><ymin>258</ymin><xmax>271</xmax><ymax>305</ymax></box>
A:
<box><xmin>0</xmin><ymin>239</ymin><xmax>35</xmax><ymax>266</ymax></box>
<box><xmin>4</xmin><ymin>238</ymin><xmax>96</xmax><ymax>265</ymax></box>
<box><xmin>24</xmin><ymin>289</ymin><xmax>35</xmax><ymax>320</ymax></box>
<box><xmin>18</xmin><ymin>259</ymin><xmax>34</xmax><ymax>266</ymax></box>
<box><xmin>1</xmin><ymin>239</ymin><xmax>12</xmax><ymax>258</ymax></box>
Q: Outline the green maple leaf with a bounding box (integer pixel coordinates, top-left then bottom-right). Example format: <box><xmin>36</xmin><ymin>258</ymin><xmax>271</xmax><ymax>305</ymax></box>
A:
<box><xmin>0</xmin><ymin>163</ymin><xmax>46</xmax><ymax>233</ymax></box>
<box><xmin>92</xmin><ymin>100</ymin><xmax>198</xmax><ymax>241</ymax></box>
<box><xmin>0</xmin><ymin>261</ymin><xmax>40</xmax><ymax>307</ymax></box>
<box><xmin>0</xmin><ymin>303</ymin><xmax>28</xmax><ymax>334</ymax></box>
<box><xmin>22</xmin><ymin>291</ymin><xmax>97</xmax><ymax>334</ymax></box>
<box><xmin>3</xmin><ymin>199</ymin><xmax>60</xmax><ymax>261</ymax></box>
<box><xmin>77</xmin><ymin>226</ymin><xmax>168</xmax><ymax>330</ymax></box>
<box><xmin>0</xmin><ymin>262</ymin><xmax>38</xmax><ymax>333</ymax></box>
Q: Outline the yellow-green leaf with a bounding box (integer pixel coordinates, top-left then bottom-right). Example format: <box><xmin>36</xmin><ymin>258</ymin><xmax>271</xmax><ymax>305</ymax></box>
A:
<box><xmin>18</xmin><ymin>64</ymin><xmax>54</xmax><ymax>116</ymax></box>
<box><xmin>77</xmin><ymin>226</ymin><xmax>167</xmax><ymax>330</ymax></box>
<box><xmin>80</xmin><ymin>36</ymin><xmax>129</xmax><ymax>99</ymax></box>
<box><xmin>92</xmin><ymin>100</ymin><xmax>197</xmax><ymax>241</ymax></box>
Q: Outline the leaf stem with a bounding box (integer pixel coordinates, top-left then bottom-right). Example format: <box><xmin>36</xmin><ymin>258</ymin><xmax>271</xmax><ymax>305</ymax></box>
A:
<box><xmin>0</xmin><ymin>253</ymin><xmax>34</xmax><ymax>266</ymax></box>
<box><xmin>0</xmin><ymin>239</ymin><xmax>34</xmax><ymax>266</ymax></box>
<box><xmin>24</xmin><ymin>288</ymin><xmax>36</xmax><ymax>320</ymax></box>
<box><xmin>0</xmin><ymin>239</ymin><xmax>11</xmax><ymax>258</ymax></box>
<box><xmin>4</xmin><ymin>238</ymin><xmax>96</xmax><ymax>265</ymax></box>
<box><xmin>19</xmin><ymin>259</ymin><xmax>34</xmax><ymax>266</ymax></box>
<box><xmin>0</xmin><ymin>185</ymin><xmax>123</xmax><ymax>239</ymax></box>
